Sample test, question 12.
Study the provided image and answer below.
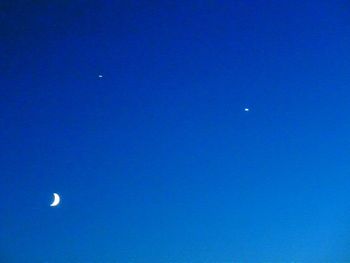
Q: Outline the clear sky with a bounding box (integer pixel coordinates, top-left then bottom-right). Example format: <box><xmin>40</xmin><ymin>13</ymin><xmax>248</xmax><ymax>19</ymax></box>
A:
<box><xmin>1</xmin><ymin>1</ymin><xmax>350</xmax><ymax>262</ymax></box>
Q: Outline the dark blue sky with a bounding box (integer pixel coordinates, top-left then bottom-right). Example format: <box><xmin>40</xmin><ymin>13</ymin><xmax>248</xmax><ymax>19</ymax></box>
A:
<box><xmin>1</xmin><ymin>1</ymin><xmax>350</xmax><ymax>262</ymax></box>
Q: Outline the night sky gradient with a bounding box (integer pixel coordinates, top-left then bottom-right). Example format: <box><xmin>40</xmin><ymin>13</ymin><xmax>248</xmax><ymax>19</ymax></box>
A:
<box><xmin>1</xmin><ymin>1</ymin><xmax>350</xmax><ymax>262</ymax></box>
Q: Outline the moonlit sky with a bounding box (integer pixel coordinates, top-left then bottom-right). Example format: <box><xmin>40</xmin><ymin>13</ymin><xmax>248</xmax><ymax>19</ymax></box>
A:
<box><xmin>1</xmin><ymin>1</ymin><xmax>350</xmax><ymax>262</ymax></box>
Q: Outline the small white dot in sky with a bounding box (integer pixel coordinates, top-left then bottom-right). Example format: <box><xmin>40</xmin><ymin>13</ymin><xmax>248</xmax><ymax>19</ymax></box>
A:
<box><xmin>98</xmin><ymin>74</ymin><xmax>103</xmax><ymax>78</ymax></box>
<box><xmin>244</xmin><ymin>108</ymin><xmax>250</xmax><ymax>112</ymax></box>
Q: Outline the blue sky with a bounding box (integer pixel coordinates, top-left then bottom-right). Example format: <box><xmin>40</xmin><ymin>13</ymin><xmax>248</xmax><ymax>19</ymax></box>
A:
<box><xmin>1</xmin><ymin>1</ymin><xmax>350</xmax><ymax>262</ymax></box>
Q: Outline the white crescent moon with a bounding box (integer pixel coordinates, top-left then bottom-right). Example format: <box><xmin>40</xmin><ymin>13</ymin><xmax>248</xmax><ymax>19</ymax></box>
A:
<box><xmin>50</xmin><ymin>193</ymin><xmax>60</xmax><ymax>207</ymax></box>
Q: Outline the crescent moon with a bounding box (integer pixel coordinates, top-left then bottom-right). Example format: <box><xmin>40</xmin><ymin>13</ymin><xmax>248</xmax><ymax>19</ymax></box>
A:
<box><xmin>50</xmin><ymin>193</ymin><xmax>60</xmax><ymax>207</ymax></box>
